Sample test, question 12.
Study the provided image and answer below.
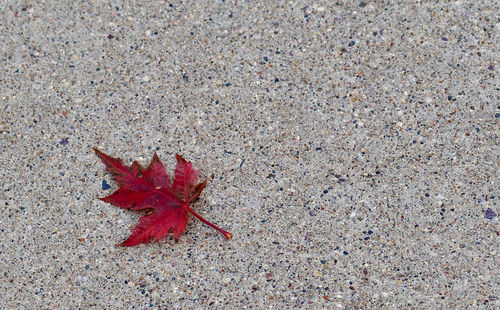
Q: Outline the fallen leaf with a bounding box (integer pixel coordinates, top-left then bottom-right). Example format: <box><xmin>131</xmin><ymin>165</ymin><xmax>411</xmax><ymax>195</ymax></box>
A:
<box><xmin>93</xmin><ymin>148</ymin><xmax>232</xmax><ymax>246</ymax></box>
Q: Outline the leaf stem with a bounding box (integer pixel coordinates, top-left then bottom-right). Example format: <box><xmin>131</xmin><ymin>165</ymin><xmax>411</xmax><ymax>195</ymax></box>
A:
<box><xmin>184</xmin><ymin>205</ymin><xmax>232</xmax><ymax>240</ymax></box>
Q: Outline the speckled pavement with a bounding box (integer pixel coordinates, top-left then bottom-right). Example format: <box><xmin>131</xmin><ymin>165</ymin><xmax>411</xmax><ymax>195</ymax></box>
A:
<box><xmin>1</xmin><ymin>1</ymin><xmax>498</xmax><ymax>309</ymax></box>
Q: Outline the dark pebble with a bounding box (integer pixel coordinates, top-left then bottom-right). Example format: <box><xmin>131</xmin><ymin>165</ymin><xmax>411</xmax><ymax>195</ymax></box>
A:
<box><xmin>485</xmin><ymin>208</ymin><xmax>496</xmax><ymax>219</ymax></box>
<box><xmin>102</xmin><ymin>179</ymin><xmax>111</xmax><ymax>190</ymax></box>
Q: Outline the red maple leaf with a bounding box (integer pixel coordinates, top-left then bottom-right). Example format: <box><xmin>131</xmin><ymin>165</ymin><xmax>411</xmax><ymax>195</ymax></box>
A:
<box><xmin>93</xmin><ymin>148</ymin><xmax>232</xmax><ymax>246</ymax></box>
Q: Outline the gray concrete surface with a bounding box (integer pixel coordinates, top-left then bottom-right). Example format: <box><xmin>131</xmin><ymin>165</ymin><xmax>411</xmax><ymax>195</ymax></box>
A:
<box><xmin>1</xmin><ymin>1</ymin><xmax>498</xmax><ymax>309</ymax></box>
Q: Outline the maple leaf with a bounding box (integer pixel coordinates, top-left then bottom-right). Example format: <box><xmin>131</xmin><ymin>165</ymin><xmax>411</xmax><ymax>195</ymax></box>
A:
<box><xmin>93</xmin><ymin>148</ymin><xmax>232</xmax><ymax>246</ymax></box>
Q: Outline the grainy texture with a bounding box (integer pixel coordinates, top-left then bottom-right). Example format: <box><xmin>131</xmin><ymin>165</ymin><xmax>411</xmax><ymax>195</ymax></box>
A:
<box><xmin>1</xmin><ymin>1</ymin><xmax>498</xmax><ymax>309</ymax></box>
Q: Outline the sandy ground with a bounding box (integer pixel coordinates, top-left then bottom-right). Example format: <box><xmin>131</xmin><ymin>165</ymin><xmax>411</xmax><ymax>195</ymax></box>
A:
<box><xmin>1</xmin><ymin>1</ymin><xmax>498</xmax><ymax>309</ymax></box>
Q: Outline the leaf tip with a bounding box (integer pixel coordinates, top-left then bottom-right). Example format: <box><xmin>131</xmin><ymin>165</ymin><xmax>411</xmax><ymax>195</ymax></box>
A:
<box><xmin>175</xmin><ymin>153</ymin><xmax>186</xmax><ymax>164</ymax></box>
<box><xmin>119</xmin><ymin>238</ymin><xmax>139</xmax><ymax>247</ymax></box>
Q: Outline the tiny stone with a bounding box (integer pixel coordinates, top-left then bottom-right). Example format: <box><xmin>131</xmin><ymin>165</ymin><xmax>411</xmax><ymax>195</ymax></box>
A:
<box><xmin>485</xmin><ymin>208</ymin><xmax>496</xmax><ymax>219</ymax></box>
<box><xmin>102</xmin><ymin>180</ymin><xmax>111</xmax><ymax>190</ymax></box>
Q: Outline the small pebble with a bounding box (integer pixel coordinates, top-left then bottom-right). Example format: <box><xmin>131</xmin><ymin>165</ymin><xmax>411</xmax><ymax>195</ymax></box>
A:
<box><xmin>102</xmin><ymin>180</ymin><xmax>111</xmax><ymax>190</ymax></box>
<box><xmin>485</xmin><ymin>208</ymin><xmax>496</xmax><ymax>219</ymax></box>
